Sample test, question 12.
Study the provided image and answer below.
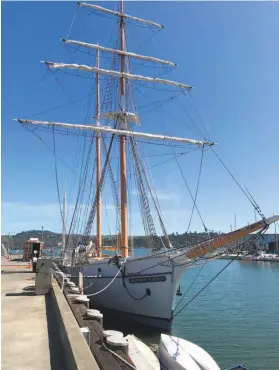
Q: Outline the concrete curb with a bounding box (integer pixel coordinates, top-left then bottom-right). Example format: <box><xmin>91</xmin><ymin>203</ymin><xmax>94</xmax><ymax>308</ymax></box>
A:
<box><xmin>51</xmin><ymin>281</ymin><xmax>100</xmax><ymax>370</ymax></box>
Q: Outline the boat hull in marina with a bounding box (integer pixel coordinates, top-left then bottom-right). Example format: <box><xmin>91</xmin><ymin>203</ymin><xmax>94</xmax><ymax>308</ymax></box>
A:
<box><xmin>125</xmin><ymin>334</ymin><xmax>160</xmax><ymax>369</ymax></box>
<box><xmin>158</xmin><ymin>334</ymin><xmax>220</xmax><ymax>370</ymax></box>
<box><xmin>62</xmin><ymin>253</ymin><xmax>187</xmax><ymax>330</ymax></box>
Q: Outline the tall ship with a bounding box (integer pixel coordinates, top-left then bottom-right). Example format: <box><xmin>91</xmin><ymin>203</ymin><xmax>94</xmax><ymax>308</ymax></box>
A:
<box><xmin>16</xmin><ymin>1</ymin><xmax>279</xmax><ymax>330</ymax></box>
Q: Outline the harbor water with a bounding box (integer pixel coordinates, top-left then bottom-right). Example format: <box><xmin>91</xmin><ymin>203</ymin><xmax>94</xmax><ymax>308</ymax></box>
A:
<box><xmin>104</xmin><ymin>250</ymin><xmax>279</xmax><ymax>370</ymax></box>
<box><xmin>139</xmin><ymin>258</ymin><xmax>279</xmax><ymax>370</ymax></box>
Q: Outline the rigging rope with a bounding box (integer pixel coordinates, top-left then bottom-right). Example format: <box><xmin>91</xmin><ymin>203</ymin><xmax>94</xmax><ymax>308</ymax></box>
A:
<box><xmin>20</xmin><ymin>123</ymin><xmax>75</xmax><ymax>174</ymax></box>
<box><xmin>82</xmin><ymin>130</ymin><xmax>117</xmax><ymax>245</ymax></box>
<box><xmin>172</xmin><ymin>228</ymin><xmax>268</xmax><ymax>319</ymax></box>
<box><xmin>177</xmin><ymin>92</ymin><xmax>266</xmax><ymax>220</ymax></box>
<box><xmin>19</xmin><ymin>94</ymin><xmax>94</xmax><ymax>120</ymax></box>
<box><xmin>65</xmin><ymin>133</ymin><xmax>96</xmax><ymax>249</ymax></box>
<box><xmin>66</xmin><ymin>8</ymin><xmax>77</xmax><ymax>39</ymax></box>
<box><xmin>186</xmin><ymin>146</ymin><xmax>205</xmax><ymax>233</ymax></box>
<box><xmin>129</xmin><ymin>137</ymin><xmax>163</xmax><ymax>252</ymax></box>
<box><xmin>85</xmin><ymin>260</ymin><xmax>126</xmax><ymax>297</ymax></box>
<box><xmin>211</xmin><ymin>147</ymin><xmax>265</xmax><ymax>219</ymax></box>
<box><xmin>46</xmin><ymin>66</ymin><xmax>87</xmax><ymax>112</ymax></box>
<box><xmin>134</xmin><ymin>87</ymin><xmax>209</xmax><ymax>232</ymax></box>
<box><xmin>173</xmin><ymin>261</ymin><xmax>207</xmax><ymax>314</ymax></box>
<box><xmin>131</xmin><ymin>138</ymin><xmax>170</xmax><ymax>248</ymax></box>
<box><xmin>173</xmin><ymin>150</ymin><xmax>208</xmax><ymax>232</ymax></box>
<box><xmin>102</xmin><ymin>137</ymin><xmax>121</xmax><ymax>228</ymax></box>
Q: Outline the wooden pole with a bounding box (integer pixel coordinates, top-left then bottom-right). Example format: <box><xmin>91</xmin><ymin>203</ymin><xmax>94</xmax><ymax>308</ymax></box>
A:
<box><xmin>186</xmin><ymin>218</ymin><xmax>271</xmax><ymax>260</ymax></box>
<box><xmin>119</xmin><ymin>0</ymin><xmax>128</xmax><ymax>257</ymax></box>
<box><xmin>62</xmin><ymin>190</ymin><xmax>66</xmax><ymax>254</ymax></box>
<box><xmin>96</xmin><ymin>48</ymin><xmax>102</xmax><ymax>258</ymax></box>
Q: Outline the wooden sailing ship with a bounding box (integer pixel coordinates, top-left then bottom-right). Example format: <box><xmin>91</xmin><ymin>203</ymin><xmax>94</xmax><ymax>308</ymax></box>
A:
<box><xmin>16</xmin><ymin>1</ymin><xmax>278</xmax><ymax>329</ymax></box>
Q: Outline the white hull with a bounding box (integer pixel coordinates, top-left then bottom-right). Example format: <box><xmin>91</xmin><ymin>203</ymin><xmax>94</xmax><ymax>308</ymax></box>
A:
<box><xmin>62</xmin><ymin>253</ymin><xmax>187</xmax><ymax>329</ymax></box>
<box><xmin>158</xmin><ymin>334</ymin><xmax>220</xmax><ymax>370</ymax></box>
<box><xmin>125</xmin><ymin>334</ymin><xmax>160</xmax><ymax>370</ymax></box>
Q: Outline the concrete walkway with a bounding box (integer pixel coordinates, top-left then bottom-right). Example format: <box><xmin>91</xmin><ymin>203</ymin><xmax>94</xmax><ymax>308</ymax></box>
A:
<box><xmin>1</xmin><ymin>266</ymin><xmax>65</xmax><ymax>370</ymax></box>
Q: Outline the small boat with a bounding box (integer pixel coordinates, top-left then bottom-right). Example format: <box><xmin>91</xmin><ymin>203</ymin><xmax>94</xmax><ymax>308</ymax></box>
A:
<box><xmin>243</xmin><ymin>255</ymin><xmax>257</xmax><ymax>261</ymax></box>
<box><xmin>124</xmin><ymin>334</ymin><xmax>160</xmax><ymax>370</ymax></box>
<box><xmin>157</xmin><ymin>334</ymin><xmax>220</xmax><ymax>370</ymax></box>
<box><xmin>256</xmin><ymin>251</ymin><xmax>279</xmax><ymax>261</ymax></box>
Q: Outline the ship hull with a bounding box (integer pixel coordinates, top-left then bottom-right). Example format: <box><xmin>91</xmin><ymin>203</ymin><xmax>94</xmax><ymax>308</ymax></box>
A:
<box><xmin>62</xmin><ymin>253</ymin><xmax>187</xmax><ymax>329</ymax></box>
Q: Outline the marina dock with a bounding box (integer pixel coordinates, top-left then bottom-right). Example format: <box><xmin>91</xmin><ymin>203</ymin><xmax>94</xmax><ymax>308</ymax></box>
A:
<box><xmin>1</xmin><ymin>256</ymin><xmax>132</xmax><ymax>370</ymax></box>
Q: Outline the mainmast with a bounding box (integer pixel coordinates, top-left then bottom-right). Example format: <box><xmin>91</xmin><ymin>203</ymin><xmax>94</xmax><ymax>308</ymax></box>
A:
<box><xmin>96</xmin><ymin>48</ymin><xmax>102</xmax><ymax>257</ymax></box>
<box><xmin>119</xmin><ymin>0</ymin><xmax>128</xmax><ymax>258</ymax></box>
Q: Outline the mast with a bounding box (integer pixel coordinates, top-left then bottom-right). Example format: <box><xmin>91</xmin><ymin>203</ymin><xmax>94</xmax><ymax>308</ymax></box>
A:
<box><xmin>119</xmin><ymin>0</ymin><xmax>128</xmax><ymax>257</ymax></box>
<box><xmin>16</xmin><ymin>1</ymin><xmax>214</xmax><ymax>252</ymax></box>
<box><xmin>96</xmin><ymin>48</ymin><xmax>102</xmax><ymax>257</ymax></box>
<box><xmin>62</xmin><ymin>190</ymin><xmax>66</xmax><ymax>253</ymax></box>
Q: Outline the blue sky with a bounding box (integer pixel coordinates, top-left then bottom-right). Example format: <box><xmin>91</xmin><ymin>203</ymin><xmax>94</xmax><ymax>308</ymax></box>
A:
<box><xmin>2</xmin><ymin>1</ymin><xmax>279</xmax><ymax>236</ymax></box>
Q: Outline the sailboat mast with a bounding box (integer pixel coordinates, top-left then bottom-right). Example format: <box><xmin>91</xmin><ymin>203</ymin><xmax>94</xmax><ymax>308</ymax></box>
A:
<box><xmin>96</xmin><ymin>48</ymin><xmax>102</xmax><ymax>257</ymax></box>
<box><xmin>62</xmin><ymin>190</ymin><xmax>66</xmax><ymax>252</ymax></box>
<box><xmin>119</xmin><ymin>0</ymin><xmax>128</xmax><ymax>257</ymax></box>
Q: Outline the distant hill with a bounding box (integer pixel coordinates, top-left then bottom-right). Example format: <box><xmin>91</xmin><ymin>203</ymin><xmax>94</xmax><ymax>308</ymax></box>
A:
<box><xmin>1</xmin><ymin>230</ymin><xmax>60</xmax><ymax>250</ymax></box>
<box><xmin>1</xmin><ymin>229</ymin><xmax>222</xmax><ymax>250</ymax></box>
<box><xmin>2</xmin><ymin>229</ymin><xmax>277</xmax><ymax>255</ymax></box>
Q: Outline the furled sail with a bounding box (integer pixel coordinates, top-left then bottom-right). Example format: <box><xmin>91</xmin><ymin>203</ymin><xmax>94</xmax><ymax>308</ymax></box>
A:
<box><xmin>62</xmin><ymin>39</ymin><xmax>177</xmax><ymax>67</ymax></box>
<box><xmin>42</xmin><ymin>61</ymin><xmax>192</xmax><ymax>91</ymax></box>
<box><xmin>16</xmin><ymin>119</ymin><xmax>215</xmax><ymax>147</ymax></box>
<box><xmin>77</xmin><ymin>2</ymin><xmax>163</xmax><ymax>29</ymax></box>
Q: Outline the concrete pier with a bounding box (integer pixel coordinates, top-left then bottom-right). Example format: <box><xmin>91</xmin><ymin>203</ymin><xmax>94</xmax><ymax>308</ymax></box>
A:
<box><xmin>1</xmin><ymin>257</ymin><xmax>99</xmax><ymax>370</ymax></box>
<box><xmin>1</xmin><ymin>269</ymin><xmax>65</xmax><ymax>369</ymax></box>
